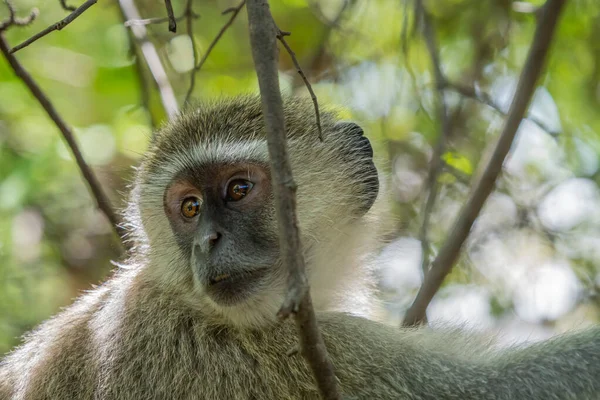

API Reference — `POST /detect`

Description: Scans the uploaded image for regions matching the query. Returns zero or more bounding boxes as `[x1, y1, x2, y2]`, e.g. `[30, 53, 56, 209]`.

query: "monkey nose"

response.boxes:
[207, 232, 221, 248]
[197, 232, 221, 253]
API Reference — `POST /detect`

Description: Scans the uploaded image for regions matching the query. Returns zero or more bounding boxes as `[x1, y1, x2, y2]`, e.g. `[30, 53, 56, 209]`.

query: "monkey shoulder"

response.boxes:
[0, 281, 113, 399]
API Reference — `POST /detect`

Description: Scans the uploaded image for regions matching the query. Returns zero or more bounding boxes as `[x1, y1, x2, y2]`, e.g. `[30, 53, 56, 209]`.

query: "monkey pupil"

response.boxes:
[228, 180, 252, 201]
[233, 184, 247, 196]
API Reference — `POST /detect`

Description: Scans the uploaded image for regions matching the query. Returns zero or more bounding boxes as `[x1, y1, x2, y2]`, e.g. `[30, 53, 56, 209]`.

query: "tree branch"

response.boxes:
[445, 82, 559, 137]
[276, 29, 323, 141]
[415, 0, 450, 287]
[10, 0, 97, 53]
[58, 0, 76, 12]
[163, 0, 176, 32]
[124, 13, 187, 28]
[402, 0, 566, 326]
[0, 0, 38, 30]
[119, 0, 179, 120]
[0, 32, 130, 250]
[184, 0, 246, 104]
[245, 1, 340, 399]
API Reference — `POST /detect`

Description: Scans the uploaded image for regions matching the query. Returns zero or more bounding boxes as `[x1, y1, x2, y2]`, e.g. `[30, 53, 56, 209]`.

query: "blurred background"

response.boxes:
[1, 0, 600, 355]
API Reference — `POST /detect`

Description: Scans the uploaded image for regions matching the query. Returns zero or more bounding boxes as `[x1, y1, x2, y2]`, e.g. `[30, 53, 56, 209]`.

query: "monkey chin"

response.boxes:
[204, 267, 270, 306]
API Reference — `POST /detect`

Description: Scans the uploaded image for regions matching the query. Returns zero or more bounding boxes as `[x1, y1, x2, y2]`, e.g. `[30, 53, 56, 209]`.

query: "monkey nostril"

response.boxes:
[208, 232, 221, 249]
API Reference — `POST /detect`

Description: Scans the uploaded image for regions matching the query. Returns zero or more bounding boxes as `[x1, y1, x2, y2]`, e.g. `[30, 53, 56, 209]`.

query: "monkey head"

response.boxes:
[128, 96, 384, 327]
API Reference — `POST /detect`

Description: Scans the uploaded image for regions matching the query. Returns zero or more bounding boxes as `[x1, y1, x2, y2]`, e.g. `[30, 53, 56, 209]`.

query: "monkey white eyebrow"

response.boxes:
[151, 140, 269, 184]
[187, 139, 268, 167]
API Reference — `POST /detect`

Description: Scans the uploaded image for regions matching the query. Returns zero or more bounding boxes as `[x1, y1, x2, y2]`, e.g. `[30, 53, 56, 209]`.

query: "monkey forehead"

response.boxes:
[152, 96, 334, 146]
[142, 139, 270, 184]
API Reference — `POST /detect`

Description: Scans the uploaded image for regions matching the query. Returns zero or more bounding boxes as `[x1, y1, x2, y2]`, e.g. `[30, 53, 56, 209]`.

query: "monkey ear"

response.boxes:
[334, 121, 379, 215]
[334, 121, 374, 159]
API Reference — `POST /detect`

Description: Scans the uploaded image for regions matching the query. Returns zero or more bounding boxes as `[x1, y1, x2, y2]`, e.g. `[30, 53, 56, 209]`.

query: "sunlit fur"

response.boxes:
[2, 97, 600, 400]
[125, 96, 388, 327]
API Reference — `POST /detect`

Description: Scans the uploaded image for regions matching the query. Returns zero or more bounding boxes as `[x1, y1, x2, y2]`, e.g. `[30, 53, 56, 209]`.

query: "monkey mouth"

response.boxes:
[205, 268, 269, 306]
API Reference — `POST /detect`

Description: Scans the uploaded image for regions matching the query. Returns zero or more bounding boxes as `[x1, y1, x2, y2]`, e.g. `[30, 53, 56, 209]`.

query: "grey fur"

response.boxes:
[1, 97, 599, 399]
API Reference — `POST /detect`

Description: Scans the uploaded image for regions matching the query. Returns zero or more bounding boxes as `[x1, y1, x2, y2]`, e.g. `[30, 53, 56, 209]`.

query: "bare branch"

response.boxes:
[445, 82, 559, 137]
[276, 29, 323, 141]
[293, 0, 354, 88]
[119, 0, 179, 120]
[0, 33, 130, 250]
[245, 1, 340, 399]
[415, 0, 450, 287]
[164, 0, 176, 32]
[184, 0, 246, 104]
[124, 13, 188, 28]
[402, 0, 566, 327]
[10, 0, 97, 54]
[0, 0, 38, 31]
[58, 0, 76, 12]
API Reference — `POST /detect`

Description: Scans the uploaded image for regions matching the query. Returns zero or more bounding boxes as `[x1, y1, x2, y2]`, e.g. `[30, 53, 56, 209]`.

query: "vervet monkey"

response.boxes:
[1, 96, 599, 399]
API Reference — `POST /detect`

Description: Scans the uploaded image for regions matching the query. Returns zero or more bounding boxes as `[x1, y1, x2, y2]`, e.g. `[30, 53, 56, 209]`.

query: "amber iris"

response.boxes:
[181, 197, 200, 218]
[226, 179, 254, 201]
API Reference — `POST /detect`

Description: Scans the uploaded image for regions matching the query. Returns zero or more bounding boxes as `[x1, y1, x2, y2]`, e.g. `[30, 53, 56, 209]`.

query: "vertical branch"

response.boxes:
[114, 2, 157, 128]
[402, 0, 567, 326]
[164, 0, 176, 32]
[415, 0, 450, 284]
[0, 33, 130, 250]
[245, 1, 340, 399]
[119, 0, 179, 120]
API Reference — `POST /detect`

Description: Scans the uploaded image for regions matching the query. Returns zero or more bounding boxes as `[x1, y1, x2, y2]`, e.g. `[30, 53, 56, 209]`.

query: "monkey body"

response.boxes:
[2, 268, 599, 399]
[2, 97, 600, 399]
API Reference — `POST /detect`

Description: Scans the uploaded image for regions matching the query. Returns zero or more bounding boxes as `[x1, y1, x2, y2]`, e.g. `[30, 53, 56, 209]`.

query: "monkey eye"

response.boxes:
[181, 197, 201, 218]
[226, 179, 254, 202]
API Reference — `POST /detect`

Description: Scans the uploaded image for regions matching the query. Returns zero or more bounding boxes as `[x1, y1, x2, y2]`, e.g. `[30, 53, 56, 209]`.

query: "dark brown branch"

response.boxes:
[184, 0, 198, 104]
[58, 0, 76, 12]
[402, 0, 566, 327]
[0, 0, 38, 31]
[276, 29, 323, 141]
[184, 0, 246, 104]
[10, 0, 97, 53]
[119, 0, 179, 120]
[245, 1, 340, 399]
[0, 33, 129, 250]
[164, 0, 176, 32]
[415, 0, 450, 286]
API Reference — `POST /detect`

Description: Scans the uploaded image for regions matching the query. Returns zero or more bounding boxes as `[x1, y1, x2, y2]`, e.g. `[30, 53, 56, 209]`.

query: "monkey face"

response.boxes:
[132, 97, 386, 326]
[162, 162, 282, 307]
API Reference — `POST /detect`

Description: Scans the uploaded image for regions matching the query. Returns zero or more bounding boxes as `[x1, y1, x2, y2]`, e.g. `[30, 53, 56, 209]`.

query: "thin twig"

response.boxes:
[0, 0, 38, 31]
[0, 33, 129, 250]
[276, 29, 323, 141]
[445, 82, 558, 136]
[113, 0, 156, 128]
[119, 0, 179, 120]
[58, 0, 76, 12]
[245, 1, 340, 399]
[184, 0, 198, 106]
[10, 0, 97, 53]
[415, 0, 450, 285]
[291, 0, 353, 90]
[402, 0, 566, 326]
[124, 13, 187, 28]
[164, 0, 176, 32]
[184, 0, 246, 104]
